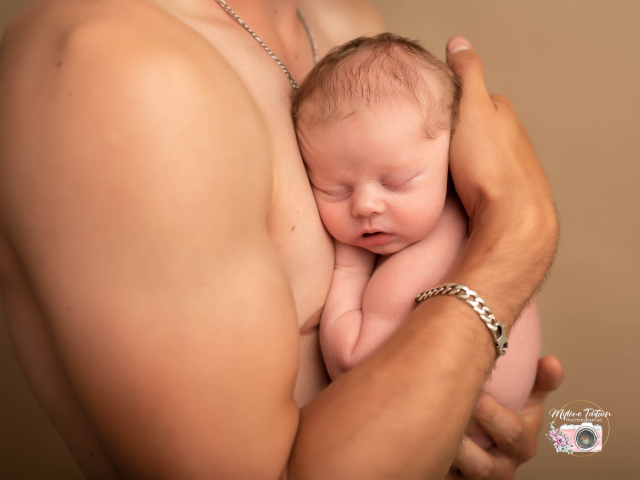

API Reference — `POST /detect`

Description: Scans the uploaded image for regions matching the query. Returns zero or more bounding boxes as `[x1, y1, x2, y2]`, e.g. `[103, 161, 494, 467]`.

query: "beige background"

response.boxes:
[1, 0, 638, 478]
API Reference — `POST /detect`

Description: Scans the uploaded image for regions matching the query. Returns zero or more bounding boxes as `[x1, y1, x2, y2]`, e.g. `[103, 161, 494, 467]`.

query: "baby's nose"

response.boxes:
[351, 191, 385, 217]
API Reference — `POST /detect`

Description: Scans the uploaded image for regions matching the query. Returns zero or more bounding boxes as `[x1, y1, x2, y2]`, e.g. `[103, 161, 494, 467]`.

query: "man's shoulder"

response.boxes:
[1, 0, 252, 125]
[0, 0, 270, 224]
[2, 0, 222, 71]
[302, 0, 385, 48]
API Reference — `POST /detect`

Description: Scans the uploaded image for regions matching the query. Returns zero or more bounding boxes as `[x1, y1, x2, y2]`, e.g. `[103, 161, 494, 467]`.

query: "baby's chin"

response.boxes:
[364, 245, 402, 256]
[357, 239, 408, 256]
[333, 231, 416, 255]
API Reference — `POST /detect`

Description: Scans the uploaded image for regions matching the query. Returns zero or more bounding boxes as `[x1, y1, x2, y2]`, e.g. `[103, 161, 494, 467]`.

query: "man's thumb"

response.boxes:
[446, 36, 489, 103]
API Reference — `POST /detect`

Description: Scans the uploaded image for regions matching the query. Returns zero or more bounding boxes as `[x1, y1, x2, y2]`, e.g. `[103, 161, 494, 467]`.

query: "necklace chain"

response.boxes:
[214, 0, 318, 89]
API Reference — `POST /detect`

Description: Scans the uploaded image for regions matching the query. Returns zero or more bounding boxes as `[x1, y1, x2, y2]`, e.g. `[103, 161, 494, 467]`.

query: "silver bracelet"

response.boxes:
[415, 283, 508, 357]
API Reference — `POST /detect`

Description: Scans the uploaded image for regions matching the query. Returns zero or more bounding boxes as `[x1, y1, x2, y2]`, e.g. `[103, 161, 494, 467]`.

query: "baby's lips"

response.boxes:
[355, 232, 394, 248]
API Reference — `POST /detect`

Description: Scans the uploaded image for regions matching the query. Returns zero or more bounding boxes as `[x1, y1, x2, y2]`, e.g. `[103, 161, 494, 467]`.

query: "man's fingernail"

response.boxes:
[448, 36, 472, 54]
[451, 45, 470, 54]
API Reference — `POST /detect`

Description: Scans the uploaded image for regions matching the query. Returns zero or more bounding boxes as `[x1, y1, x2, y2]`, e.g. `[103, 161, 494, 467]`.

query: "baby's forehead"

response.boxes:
[300, 99, 451, 182]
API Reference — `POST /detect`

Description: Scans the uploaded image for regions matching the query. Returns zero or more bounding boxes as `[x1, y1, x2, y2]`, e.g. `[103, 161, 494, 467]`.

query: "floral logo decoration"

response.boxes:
[546, 421, 574, 454]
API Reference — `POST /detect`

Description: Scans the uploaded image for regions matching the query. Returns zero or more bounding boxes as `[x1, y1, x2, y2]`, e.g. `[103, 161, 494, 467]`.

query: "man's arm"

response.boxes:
[1, 23, 300, 479]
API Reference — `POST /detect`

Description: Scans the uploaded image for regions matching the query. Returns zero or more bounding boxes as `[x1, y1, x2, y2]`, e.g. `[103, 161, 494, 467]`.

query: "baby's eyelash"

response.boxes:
[383, 173, 420, 189]
[324, 190, 351, 197]
[312, 184, 350, 197]
[383, 179, 413, 189]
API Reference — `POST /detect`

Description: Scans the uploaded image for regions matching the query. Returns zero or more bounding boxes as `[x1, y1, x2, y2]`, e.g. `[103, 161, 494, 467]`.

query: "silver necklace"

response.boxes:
[214, 0, 318, 90]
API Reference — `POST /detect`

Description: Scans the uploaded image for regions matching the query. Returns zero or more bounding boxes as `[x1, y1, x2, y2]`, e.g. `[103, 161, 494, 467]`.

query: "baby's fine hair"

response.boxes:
[292, 33, 461, 139]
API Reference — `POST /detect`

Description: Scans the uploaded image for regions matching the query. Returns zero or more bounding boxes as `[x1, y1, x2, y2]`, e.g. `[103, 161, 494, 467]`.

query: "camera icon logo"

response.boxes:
[559, 422, 603, 452]
[546, 400, 611, 456]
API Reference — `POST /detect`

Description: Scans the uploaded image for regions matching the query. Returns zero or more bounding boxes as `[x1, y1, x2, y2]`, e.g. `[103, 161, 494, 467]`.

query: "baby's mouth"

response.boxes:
[356, 231, 393, 247]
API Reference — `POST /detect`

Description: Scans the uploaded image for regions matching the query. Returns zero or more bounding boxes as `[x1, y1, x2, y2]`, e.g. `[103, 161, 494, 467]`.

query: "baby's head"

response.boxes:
[293, 33, 460, 255]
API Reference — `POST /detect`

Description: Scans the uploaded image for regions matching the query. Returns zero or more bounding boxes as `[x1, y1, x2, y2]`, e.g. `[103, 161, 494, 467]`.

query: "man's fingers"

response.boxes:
[454, 436, 515, 480]
[446, 36, 490, 106]
[474, 356, 563, 461]
[474, 396, 526, 458]
[528, 355, 564, 404]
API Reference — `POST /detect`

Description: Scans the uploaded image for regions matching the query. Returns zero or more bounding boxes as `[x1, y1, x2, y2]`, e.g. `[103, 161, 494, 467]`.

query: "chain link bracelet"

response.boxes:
[415, 283, 508, 358]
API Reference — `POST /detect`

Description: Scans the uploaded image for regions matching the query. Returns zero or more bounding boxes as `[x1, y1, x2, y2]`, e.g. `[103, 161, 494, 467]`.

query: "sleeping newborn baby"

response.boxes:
[292, 33, 541, 449]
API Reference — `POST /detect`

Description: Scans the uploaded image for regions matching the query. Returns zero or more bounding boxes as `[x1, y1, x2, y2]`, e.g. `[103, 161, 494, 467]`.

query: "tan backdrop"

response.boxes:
[1, 0, 638, 478]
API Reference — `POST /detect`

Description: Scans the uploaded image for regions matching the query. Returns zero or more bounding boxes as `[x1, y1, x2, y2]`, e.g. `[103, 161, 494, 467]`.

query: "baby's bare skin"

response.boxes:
[299, 78, 541, 449]
[298, 99, 462, 374]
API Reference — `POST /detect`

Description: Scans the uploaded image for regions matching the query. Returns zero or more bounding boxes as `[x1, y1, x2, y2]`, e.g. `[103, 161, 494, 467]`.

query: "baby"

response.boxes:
[292, 33, 541, 449]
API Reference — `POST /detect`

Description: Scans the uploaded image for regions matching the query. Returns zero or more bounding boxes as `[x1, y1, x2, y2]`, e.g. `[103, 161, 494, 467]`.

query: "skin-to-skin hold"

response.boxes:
[298, 75, 541, 449]
[0, 1, 561, 478]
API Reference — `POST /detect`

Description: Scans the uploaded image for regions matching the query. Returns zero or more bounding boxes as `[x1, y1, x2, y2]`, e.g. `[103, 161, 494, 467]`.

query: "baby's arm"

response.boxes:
[319, 241, 376, 380]
[320, 195, 468, 380]
[358, 195, 468, 352]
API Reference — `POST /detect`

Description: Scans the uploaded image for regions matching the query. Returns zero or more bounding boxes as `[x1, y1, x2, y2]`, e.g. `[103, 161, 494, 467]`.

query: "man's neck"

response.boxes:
[222, 0, 300, 16]
[174, 0, 300, 25]
[169, 0, 304, 43]
[226, 0, 302, 33]
[161, 0, 314, 83]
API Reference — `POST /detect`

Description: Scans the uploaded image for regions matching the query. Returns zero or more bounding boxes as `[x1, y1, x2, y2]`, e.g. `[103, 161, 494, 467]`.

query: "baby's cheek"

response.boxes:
[406, 177, 448, 233]
[401, 197, 444, 239]
[315, 199, 351, 241]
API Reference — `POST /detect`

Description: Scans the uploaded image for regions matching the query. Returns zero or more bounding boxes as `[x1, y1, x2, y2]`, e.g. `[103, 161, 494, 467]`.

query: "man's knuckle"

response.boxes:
[468, 460, 494, 480]
[505, 422, 525, 446]
[479, 403, 498, 426]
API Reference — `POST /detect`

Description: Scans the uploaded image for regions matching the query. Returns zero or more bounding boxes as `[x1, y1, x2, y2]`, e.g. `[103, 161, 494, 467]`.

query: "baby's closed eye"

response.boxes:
[381, 173, 420, 190]
[312, 184, 351, 199]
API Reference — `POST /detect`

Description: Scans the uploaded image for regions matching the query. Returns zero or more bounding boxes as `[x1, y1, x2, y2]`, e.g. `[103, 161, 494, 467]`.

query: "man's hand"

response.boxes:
[442, 36, 559, 328]
[445, 36, 556, 230]
[439, 37, 561, 479]
[449, 356, 564, 480]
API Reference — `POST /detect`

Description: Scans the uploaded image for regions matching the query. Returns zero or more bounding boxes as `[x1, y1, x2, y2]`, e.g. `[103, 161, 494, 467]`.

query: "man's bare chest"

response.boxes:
[182, 18, 338, 404]
[167, 12, 335, 329]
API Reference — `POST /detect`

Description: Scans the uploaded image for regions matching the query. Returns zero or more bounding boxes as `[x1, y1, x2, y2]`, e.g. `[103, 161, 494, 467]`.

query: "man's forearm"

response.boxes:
[449, 199, 559, 327]
[287, 203, 558, 480]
